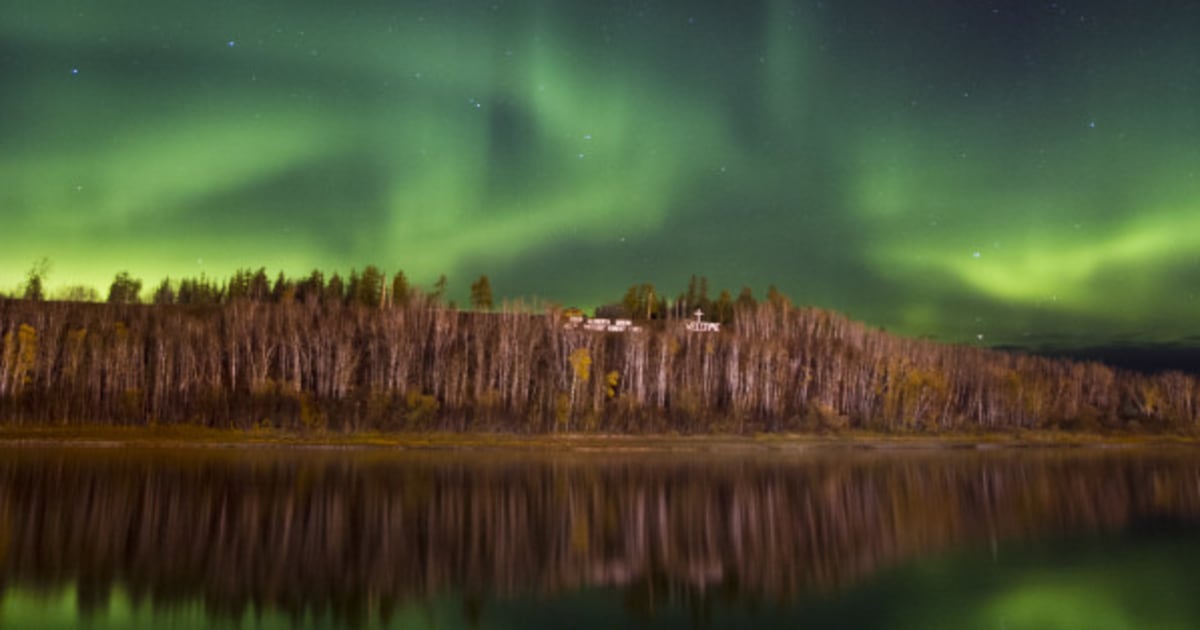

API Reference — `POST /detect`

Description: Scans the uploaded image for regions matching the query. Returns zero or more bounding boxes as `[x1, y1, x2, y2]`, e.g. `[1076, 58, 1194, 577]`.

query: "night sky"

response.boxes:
[2, 1, 1198, 346]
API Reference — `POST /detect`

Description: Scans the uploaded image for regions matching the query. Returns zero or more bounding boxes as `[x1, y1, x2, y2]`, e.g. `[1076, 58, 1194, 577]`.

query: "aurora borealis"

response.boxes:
[2, 1, 1197, 345]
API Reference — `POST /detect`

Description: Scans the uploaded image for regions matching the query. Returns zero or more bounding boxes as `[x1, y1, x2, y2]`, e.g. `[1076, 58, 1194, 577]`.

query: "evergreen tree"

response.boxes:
[176, 273, 221, 305]
[430, 274, 448, 304]
[22, 258, 49, 301]
[249, 267, 270, 301]
[391, 271, 411, 307]
[152, 278, 175, 305]
[325, 273, 345, 305]
[107, 271, 143, 304]
[736, 286, 757, 310]
[176, 278, 195, 304]
[714, 289, 734, 323]
[296, 270, 325, 304]
[619, 283, 662, 319]
[271, 272, 294, 303]
[345, 269, 361, 306]
[469, 275, 494, 310]
[230, 267, 256, 302]
[621, 285, 640, 319]
[357, 265, 384, 308]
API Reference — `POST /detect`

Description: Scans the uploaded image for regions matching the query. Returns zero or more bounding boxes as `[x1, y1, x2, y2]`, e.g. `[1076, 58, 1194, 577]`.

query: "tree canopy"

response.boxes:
[107, 271, 143, 305]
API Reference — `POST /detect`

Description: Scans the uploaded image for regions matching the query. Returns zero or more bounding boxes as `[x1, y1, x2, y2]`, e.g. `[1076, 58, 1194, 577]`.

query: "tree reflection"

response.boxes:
[1, 448, 1199, 624]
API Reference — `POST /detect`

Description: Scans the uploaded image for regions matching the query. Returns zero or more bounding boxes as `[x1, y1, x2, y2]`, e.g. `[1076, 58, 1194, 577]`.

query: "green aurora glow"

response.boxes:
[1, 1, 1197, 344]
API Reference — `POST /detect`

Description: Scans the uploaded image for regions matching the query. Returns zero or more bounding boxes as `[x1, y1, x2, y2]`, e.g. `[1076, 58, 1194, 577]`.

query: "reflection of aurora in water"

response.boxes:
[2, 448, 1200, 627]
[2, 1, 1199, 344]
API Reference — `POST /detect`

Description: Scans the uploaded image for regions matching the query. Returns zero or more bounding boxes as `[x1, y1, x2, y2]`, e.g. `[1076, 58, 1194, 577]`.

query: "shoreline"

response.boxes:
[2, 425, 1198, 452]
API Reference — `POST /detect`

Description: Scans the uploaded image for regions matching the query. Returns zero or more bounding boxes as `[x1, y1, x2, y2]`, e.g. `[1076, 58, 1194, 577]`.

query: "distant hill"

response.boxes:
[1030, 344, 1200, 377]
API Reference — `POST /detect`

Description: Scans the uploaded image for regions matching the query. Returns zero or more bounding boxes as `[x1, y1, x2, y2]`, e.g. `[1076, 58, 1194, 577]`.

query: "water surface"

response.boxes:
[1, 445, 1199, 628]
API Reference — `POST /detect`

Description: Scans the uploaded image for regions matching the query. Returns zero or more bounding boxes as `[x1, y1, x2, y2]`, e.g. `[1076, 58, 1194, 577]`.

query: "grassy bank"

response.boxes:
[2, 424, 1198, 451]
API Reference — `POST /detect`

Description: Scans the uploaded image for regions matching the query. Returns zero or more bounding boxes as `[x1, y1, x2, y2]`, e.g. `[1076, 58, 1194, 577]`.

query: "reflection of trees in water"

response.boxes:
[1, 449, 1199, 623]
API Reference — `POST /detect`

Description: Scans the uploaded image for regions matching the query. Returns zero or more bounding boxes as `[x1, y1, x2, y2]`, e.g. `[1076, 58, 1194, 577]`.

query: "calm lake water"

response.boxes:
[1, 444, 1199, 629]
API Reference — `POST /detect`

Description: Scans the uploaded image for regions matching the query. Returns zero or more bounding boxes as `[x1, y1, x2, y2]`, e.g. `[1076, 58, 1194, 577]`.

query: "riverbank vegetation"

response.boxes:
[1, 267, 1197, 434]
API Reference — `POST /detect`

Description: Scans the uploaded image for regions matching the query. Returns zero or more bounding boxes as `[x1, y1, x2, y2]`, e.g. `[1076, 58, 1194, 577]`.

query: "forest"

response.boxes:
[0, 266, 1197, 433]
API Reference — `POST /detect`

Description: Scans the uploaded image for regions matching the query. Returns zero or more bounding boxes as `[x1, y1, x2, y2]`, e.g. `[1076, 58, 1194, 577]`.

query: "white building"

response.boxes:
[563, 313, 643, 334]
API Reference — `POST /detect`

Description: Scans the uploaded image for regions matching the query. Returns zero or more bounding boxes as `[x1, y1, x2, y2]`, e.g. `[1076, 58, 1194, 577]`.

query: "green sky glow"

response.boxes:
[1, 1, 1197, 344]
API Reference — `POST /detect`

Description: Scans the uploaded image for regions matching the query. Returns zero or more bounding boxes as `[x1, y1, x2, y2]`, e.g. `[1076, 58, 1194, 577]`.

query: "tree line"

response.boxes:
[8, 261, 496, 312]
[599, 274, 786, 324]
[0, 266, 1197, 433]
